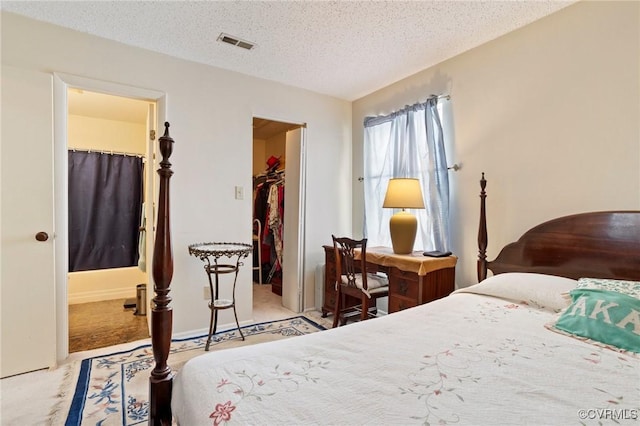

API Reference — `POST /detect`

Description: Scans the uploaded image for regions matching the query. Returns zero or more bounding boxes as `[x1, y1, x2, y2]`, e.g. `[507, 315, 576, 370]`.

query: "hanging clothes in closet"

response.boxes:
[253, 168, 285, 284]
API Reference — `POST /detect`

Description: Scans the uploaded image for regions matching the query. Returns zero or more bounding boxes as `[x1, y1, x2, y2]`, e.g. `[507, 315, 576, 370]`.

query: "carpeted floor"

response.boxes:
[54, 316, 326, 425]
[1, 284, 333, 425]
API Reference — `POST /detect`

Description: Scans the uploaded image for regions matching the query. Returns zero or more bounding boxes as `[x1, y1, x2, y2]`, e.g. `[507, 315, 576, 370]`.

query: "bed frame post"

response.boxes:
[149, 122, 174, 425]
[477, 173, 488, 282]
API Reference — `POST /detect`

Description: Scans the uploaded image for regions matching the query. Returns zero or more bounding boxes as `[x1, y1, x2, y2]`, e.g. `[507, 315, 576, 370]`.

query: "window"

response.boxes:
[363, 97, 450, 252]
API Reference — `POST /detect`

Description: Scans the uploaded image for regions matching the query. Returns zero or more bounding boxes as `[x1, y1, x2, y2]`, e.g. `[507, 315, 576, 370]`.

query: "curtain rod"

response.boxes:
[357, 163, 460, 181]
[70, 148, 145, 158]
[364, 94, 451, 127]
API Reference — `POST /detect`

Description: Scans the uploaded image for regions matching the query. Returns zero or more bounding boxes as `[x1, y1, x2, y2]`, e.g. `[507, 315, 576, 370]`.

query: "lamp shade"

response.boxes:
[383, 178, 425, 209]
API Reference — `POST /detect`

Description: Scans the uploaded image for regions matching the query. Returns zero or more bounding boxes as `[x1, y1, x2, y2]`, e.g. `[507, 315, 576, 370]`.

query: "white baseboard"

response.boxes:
[171, 327, 209, 340]
[68, 287, 136, 305]
[170, 319, 255, 340]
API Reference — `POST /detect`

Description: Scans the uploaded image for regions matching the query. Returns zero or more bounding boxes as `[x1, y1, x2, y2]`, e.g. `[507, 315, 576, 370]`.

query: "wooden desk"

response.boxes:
[322, 245, 457, 316]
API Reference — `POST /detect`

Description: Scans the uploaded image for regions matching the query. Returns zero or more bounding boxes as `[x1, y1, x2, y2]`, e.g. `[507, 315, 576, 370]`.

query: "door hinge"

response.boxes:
[150, 130, 156, 141]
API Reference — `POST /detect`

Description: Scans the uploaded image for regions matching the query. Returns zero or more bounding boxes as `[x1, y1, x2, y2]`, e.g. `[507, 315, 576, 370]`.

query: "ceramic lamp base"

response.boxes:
[389, 210, 417, 254]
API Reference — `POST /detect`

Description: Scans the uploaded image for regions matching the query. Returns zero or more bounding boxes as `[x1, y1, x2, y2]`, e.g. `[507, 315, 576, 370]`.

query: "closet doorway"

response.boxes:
[252, 117, 306, 312]
[66, 89, 155, 353]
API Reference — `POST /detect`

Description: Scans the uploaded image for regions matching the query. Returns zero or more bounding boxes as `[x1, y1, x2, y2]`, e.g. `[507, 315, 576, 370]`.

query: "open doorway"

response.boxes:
[252, 117, 306, 311]
[66, 89, 154, 353]
[53, 73, 166, 363]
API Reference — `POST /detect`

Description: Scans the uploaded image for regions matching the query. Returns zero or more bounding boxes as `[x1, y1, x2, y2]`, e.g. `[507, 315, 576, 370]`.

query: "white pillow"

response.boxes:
[453, 272, 578, 312]
[575, 277, 640, 300]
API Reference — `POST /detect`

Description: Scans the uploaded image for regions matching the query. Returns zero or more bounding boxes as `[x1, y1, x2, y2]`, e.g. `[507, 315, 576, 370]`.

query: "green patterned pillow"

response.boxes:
[577, 278, 640, 299]
[552, 288, 640, 353]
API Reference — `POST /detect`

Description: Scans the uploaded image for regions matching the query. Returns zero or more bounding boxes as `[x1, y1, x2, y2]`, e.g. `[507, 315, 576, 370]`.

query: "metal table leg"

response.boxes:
[204, 255, 245, 351]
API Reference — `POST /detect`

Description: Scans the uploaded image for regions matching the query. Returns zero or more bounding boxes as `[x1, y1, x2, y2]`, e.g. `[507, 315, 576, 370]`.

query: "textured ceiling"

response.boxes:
[2, 0, 576, 101]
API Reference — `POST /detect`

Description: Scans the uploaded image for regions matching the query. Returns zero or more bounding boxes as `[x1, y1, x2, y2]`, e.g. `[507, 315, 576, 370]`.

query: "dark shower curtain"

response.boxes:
[68, 151, 143, 272]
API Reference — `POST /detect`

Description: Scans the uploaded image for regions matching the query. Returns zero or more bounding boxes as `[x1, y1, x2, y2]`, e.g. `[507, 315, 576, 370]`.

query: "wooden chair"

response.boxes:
[332, 235, 389, 328]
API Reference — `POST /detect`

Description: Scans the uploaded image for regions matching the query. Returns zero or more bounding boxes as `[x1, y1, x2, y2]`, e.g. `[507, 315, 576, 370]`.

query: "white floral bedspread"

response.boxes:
[172, 279, 640, 425]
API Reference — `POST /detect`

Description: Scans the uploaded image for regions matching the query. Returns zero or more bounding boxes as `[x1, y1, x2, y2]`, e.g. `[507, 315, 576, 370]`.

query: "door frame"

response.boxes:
[252, 115, 307, 313]
[53, 73, 166, 362]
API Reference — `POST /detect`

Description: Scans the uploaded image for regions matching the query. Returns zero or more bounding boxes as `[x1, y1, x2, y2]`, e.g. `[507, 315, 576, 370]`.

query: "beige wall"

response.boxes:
[265, 132, 287, 169]
[252, 133, 286, 176]
[1, 11, 352, 343]
[252, 139, 267, 176]
[67, 114, 147, 304]
[353, 1, 640, 287]
[68, 114, 146, 154]
[68, 268, 146, 304]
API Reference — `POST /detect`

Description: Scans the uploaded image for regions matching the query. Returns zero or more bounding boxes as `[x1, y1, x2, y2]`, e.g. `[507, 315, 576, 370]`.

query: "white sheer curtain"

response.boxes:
[363, 97, 450, 252]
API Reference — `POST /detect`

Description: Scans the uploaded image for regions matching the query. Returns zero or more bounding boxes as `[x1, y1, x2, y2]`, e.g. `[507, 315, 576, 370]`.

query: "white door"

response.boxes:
[144, 103, 157, 329]
[1, 66, 56, 377]
[281, 127, 306, 311]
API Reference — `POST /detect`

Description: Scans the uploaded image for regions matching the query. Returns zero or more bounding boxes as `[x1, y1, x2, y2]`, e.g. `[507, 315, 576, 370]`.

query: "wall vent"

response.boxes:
[217, 33, 255, 50]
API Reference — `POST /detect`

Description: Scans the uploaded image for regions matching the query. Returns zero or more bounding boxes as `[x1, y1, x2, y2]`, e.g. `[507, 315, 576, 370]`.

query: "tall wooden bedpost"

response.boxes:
[150, 122, 174, 425]
[477, 173, 488, 282]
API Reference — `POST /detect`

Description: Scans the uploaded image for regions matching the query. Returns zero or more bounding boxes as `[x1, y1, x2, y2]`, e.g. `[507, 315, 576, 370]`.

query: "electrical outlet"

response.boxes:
[234, 186, 244, 200]
[203, 286, 210, 300]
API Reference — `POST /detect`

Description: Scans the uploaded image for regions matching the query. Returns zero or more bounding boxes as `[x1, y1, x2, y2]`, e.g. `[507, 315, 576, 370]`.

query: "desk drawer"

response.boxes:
[324, 289, 337, 311]
[389, 269, 419, 300]
[389, 295, 417, 312]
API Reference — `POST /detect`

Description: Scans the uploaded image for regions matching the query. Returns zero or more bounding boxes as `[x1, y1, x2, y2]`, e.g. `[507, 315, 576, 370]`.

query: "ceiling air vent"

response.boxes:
[217, 33, 255, 50]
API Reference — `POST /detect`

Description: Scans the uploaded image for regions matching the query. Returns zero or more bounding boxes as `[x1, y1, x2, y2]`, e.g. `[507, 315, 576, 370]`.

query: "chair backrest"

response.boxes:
[332, 235, 368, 291]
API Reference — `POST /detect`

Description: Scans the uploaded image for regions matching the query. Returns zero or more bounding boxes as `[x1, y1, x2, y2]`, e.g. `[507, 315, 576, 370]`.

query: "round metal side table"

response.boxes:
[188, 242, 252, 351]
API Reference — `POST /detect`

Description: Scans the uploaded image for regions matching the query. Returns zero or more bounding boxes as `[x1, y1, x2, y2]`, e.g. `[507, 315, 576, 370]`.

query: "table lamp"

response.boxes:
[383, 178, 425, 254]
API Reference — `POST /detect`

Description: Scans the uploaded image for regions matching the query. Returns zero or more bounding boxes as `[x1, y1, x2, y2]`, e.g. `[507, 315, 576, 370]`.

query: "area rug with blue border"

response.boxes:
[51, 316, 326, 425]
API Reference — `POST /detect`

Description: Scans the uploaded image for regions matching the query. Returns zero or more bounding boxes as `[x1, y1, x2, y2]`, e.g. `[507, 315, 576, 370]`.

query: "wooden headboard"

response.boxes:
[477, 173, 640, 282]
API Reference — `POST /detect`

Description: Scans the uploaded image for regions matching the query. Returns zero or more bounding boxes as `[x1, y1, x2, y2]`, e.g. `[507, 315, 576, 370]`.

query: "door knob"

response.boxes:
[35, 231, 49, 242]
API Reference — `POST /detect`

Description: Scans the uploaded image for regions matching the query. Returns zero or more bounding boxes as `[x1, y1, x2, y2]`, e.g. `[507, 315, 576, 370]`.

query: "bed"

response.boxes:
[148, 127, 640, 424]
